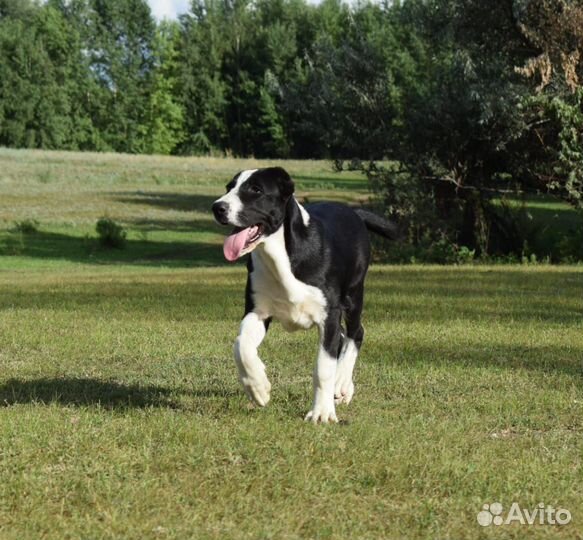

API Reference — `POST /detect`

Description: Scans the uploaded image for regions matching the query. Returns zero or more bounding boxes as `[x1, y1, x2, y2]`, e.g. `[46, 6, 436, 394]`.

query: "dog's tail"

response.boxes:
[354, 208, 400, 240]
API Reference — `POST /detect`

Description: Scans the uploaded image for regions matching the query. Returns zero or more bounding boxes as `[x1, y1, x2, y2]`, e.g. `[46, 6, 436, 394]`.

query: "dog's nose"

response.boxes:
[212, 201, 229, 224]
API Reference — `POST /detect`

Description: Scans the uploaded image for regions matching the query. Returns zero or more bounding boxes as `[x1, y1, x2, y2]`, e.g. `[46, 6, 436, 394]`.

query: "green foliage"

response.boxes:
[366, 162, 467, 263]
[142, 21, 185, 155]
[0, 5, 78, 149]
[521, 91, 583, 208]
[363, 0, 583, 262]
[553, 93, 583, 207]
[96, 217, 126, 249]
[0, 0, 580, 260]
[556, 221, 583, 263]
[83, 0, 157, 154]
[178, 0, 228, 155]
[13, 219, 39, 234]
[0, 0, 35, 18]
[456, 246, 476, 265]
[257, 74, 290, 158]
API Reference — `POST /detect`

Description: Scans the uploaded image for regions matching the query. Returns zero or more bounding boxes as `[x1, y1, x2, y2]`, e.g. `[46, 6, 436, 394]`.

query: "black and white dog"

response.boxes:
[212, 167, 397, 423]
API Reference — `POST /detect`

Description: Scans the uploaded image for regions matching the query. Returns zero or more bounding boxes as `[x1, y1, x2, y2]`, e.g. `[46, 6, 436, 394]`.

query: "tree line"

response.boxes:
[0, 0, 409, 157]
[1, 0, 581, 260]
[0, 0, 573, 162]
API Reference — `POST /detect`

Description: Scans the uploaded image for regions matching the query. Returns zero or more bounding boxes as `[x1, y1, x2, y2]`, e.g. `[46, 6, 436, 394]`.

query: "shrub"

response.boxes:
[96, 218, 126, 249]
[555, 218, 583, 263]
[456, 246, 476, 265]
[365, 162, 467, 263]
[13, 219, 39, 234]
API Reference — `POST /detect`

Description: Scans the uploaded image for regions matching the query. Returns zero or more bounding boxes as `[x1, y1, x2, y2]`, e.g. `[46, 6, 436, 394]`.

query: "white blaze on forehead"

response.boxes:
[232, 169, 259, 191]
[215, 169, 258, 227]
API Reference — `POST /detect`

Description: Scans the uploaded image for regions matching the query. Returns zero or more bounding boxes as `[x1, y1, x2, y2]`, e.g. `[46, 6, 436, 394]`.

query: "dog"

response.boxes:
[212, 167, 397, 423]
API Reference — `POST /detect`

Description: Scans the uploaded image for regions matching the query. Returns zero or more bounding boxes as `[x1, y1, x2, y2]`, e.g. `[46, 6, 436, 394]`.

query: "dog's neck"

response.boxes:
[253, 197, 310, 288]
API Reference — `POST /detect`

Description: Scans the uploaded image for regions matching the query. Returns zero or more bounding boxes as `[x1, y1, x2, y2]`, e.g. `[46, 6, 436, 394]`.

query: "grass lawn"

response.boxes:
[1, 149, 582, 539]
[491, 196, 583, 262]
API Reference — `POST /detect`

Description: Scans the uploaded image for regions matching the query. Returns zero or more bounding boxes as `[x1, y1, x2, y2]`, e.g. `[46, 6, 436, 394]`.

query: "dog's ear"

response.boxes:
[271, 167, 294, 199]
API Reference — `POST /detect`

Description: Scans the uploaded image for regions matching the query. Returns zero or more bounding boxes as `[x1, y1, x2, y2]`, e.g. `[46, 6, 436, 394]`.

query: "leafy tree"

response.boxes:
[0, 0, 579, 271]
[83, 0, 157, 153]
[515, 0, 583, 208]
[0, 2, 91, 149]
[368, 0, 537, 255]
[279, 2, 417, 159]
[178, 0, 228, 154]
[143, 21, 185, 154]
[252, 2, 303, 157]
[257, 72, 290, 157]
[0, 0, 34, 17]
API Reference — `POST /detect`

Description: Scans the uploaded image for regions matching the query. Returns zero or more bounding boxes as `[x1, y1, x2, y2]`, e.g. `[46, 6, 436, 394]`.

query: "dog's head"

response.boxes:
[212, 167, 294, 261]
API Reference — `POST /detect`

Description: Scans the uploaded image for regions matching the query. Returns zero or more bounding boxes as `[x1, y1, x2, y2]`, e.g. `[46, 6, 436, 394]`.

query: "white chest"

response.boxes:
[250, 228, 327, 331]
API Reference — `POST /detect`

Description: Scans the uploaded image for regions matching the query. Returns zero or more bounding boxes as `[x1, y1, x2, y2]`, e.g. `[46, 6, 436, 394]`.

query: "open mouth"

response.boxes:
[223, 224, 265, 262]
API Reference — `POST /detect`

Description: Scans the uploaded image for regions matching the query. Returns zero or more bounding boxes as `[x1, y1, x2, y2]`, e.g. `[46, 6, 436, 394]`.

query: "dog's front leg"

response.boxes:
[305, 310, 342, 424]
[234, 312, 271, 407]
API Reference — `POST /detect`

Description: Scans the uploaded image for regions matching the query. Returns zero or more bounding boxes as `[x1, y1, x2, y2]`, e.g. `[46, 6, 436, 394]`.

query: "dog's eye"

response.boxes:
[250, 185, 263, 195]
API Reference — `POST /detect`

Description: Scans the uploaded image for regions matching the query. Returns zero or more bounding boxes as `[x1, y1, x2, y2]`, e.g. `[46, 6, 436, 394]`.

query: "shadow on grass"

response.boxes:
[127, 217, 222, 235]
[1, 190, 233, 267]
[0, 377, 179, 409]
[112, 191, 219, 213]
[367, 342, 583, 381]
[366, 268, 583, 324]
[0, 377, 243, 411]
[0, 230, 227, 267]
[111, 191, 228, 234]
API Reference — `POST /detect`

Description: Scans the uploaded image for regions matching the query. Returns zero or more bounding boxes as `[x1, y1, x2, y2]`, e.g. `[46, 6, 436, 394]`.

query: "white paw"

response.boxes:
[334, 378, 355, 405]
[304, 403, 338, 424]
[240, 369, 271, 407]
[334, 340, 357, 405]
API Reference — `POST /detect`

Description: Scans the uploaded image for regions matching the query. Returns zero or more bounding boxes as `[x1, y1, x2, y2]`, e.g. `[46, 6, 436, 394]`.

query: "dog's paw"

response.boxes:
[334, 376, 355, 405]
[240, 370, 271, 407]
[304, 403, 338, 424]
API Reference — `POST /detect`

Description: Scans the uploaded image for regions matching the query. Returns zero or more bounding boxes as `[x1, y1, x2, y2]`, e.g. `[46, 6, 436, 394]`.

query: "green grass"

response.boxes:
[492, 196, 582, 261]
[1, 149, 582, 539]
[0, 148, 368, 270]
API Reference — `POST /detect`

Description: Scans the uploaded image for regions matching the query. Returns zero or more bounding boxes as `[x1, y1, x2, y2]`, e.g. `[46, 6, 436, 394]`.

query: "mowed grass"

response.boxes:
[1, 149, 582, 539]
[0, 148, 368, 270]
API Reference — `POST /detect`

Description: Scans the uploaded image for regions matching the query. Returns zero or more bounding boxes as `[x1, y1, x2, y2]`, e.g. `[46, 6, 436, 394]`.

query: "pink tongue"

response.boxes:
[223, 226, 258, 262]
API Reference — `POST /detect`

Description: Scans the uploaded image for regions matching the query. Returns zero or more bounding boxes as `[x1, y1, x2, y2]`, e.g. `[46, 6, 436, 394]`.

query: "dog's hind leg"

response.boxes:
[335, 285, 365, 405]
[305, 308, 343, 424]
[234, 312, 272, 407]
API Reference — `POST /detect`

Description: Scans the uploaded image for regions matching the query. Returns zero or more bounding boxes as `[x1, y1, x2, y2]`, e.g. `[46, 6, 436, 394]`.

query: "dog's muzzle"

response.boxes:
[212, 201, 230, 225]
